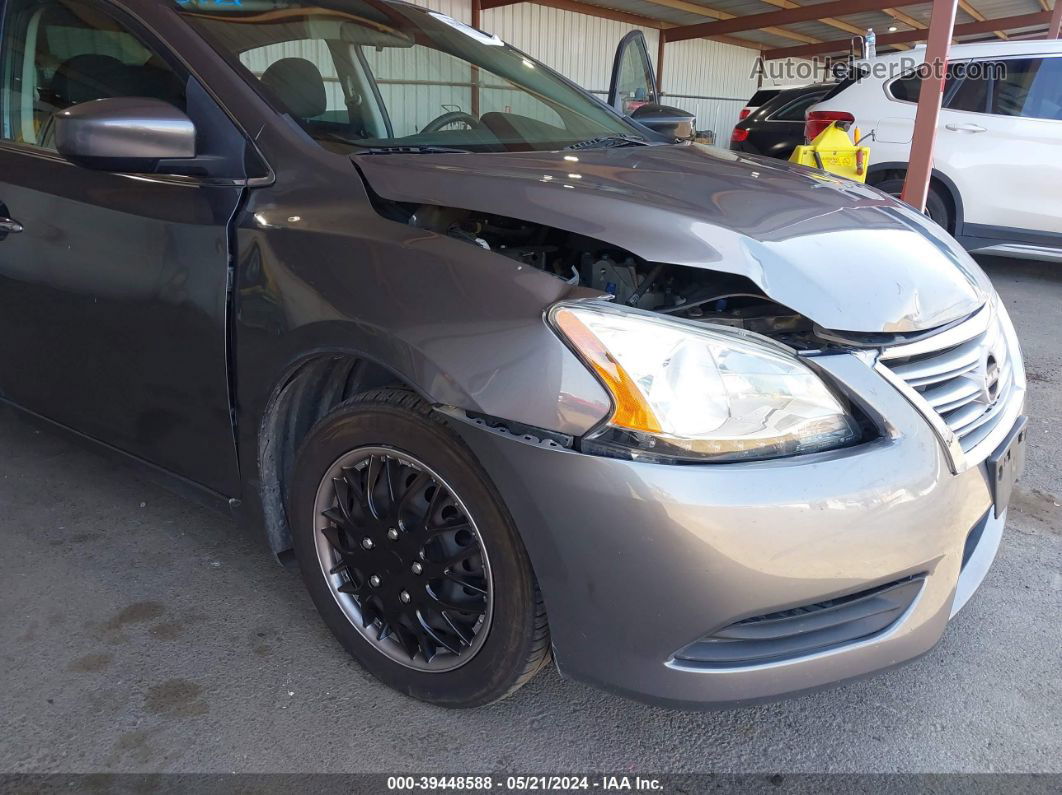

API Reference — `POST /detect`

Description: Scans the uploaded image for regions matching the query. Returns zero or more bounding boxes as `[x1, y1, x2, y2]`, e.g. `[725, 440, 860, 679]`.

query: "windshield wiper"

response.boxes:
[353, 144, 475, 155]
[315, 132, 475, 154]
[563, 135, 650, 151]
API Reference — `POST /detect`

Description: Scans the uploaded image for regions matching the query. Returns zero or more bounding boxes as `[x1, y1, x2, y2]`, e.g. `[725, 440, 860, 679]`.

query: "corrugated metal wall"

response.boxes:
[484, 4, 661, 95]
[660, 38, 762, 139]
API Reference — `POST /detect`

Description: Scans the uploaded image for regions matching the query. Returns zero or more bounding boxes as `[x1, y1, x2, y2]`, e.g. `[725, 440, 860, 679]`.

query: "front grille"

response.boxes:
[878, 304, 1023, 467]
[671, 576, 924, 668]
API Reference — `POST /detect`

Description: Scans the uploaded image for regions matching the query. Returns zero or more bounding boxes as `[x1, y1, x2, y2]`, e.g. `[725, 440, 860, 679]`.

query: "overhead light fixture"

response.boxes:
[888, 25, 898, 32]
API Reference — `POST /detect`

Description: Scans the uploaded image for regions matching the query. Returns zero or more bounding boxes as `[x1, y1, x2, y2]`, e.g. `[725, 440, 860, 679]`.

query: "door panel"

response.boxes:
[0, 0, 243, 493]
[0, 150, 243, 493]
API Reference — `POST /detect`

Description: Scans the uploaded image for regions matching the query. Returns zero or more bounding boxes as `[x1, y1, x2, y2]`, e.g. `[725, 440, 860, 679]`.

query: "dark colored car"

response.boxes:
[731, 83, 833, 159]
[0, 0, 1026, 709]
[736, 86, 782, 122]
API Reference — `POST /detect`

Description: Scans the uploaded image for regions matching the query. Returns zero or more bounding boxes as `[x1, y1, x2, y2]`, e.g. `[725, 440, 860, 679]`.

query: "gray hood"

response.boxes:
[355, 143, 990, 333]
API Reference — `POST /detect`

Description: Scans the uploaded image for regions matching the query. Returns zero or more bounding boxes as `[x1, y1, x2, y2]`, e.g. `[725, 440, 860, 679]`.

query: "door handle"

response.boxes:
[0, 216, 23, 234]
[945, 123, 986, 133]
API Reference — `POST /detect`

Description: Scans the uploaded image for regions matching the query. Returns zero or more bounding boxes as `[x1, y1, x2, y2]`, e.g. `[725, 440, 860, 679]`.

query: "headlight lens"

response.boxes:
[551, 302, 860, 462]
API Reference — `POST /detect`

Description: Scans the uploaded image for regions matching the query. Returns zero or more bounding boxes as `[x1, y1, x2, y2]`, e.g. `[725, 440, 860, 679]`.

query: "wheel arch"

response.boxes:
[866, 161, 965, 234]
[255, 347, 425, 556]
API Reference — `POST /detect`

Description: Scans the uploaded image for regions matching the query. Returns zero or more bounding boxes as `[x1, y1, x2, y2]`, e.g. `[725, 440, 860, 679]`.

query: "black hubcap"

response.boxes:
[313, 448, 492, 671]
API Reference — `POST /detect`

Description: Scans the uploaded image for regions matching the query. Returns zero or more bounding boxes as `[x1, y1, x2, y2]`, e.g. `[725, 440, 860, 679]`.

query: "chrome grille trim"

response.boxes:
[876, 300, 1026, 473]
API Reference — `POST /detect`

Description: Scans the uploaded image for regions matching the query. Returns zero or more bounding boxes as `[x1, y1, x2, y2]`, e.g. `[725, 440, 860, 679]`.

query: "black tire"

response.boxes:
[289, 388, 550, 707]
[875, 177, 953, 232]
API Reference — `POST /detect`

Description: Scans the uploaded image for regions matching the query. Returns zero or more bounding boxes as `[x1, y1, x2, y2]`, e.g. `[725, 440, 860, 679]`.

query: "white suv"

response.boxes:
[809, 41, 1062, 261]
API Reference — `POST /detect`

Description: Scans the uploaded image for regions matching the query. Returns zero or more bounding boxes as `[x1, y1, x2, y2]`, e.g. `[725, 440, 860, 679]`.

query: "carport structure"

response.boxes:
[475, 0, 1061, 63]
[450, 0, 1059, 143]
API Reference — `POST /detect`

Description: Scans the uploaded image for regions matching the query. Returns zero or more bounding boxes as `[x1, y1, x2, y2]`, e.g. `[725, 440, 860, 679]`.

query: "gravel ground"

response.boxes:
[0, 256, 1059, 774]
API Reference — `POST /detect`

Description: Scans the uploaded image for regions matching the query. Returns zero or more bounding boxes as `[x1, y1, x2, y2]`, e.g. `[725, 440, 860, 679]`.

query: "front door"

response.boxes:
[0, 0, 244, 494]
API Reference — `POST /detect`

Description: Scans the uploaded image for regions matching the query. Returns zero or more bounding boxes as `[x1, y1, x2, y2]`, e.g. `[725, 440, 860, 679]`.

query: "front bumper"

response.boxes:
[452, 352, 1009, 708]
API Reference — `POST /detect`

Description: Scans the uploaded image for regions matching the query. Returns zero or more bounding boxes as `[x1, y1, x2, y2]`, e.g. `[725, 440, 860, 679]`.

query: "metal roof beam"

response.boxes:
[958, 0, 1008, 40]
[641, 0, 822, 45]
[666, 0, 916, 43]
[883, 8, 926, 28]
[756, 0, 912, 51]
[480, 0, 769, 49]
[763, 10, 1052, 58]
[481, 0, 663, 27]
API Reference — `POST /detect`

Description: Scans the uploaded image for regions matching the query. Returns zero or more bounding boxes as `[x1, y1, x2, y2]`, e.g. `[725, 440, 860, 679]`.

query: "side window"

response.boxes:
[946, 66, 990, 114]
[0, 0, 186, 149]
[771, 92, 826, 121]
[888, 64, 960, 104]
[888, 73, 922, 103]
[746, 89, 779, 106]
[990, 57, 1062, 121]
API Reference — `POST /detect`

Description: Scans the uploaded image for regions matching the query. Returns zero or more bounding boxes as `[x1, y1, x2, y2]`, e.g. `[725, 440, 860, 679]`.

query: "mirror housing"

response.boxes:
[629, 103, 697, 142]
[55, 97, 196, 172]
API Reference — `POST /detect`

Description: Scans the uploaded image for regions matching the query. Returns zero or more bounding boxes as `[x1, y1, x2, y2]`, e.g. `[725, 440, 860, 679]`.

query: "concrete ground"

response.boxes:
[0, 257, 1059, 774]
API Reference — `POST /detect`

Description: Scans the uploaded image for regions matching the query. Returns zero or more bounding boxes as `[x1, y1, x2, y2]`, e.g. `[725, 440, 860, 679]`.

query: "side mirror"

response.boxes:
[629, 103, 697, 142]
[55, 97, 196, 172]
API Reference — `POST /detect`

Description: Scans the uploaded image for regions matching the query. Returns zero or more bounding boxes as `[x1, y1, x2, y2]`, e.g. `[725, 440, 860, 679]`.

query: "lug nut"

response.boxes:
[361, 537, 374, 550]
[369, 575, 381, 587]
[411, 562, 423, 575]
[387, 528, 399, 540]
[399, 590, 411, 604]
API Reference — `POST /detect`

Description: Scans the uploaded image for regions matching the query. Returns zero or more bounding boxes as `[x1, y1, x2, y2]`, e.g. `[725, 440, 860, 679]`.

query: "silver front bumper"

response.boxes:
[452, 346, 1014, 708]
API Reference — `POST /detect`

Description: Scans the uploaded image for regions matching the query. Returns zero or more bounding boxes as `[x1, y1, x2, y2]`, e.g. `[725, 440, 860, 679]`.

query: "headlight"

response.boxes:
[550, 302, 860, 462]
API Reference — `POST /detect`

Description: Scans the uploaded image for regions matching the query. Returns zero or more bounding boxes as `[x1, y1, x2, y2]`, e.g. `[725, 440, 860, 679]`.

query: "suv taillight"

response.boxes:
[805, 110, 854, 142]
[738, 107, 752, 121]
[731, 127, 749, 143]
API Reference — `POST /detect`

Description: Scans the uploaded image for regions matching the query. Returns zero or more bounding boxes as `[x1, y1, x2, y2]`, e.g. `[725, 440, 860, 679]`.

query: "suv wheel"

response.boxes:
[876, 177, 953, 232]
[289, 388, 550, 707]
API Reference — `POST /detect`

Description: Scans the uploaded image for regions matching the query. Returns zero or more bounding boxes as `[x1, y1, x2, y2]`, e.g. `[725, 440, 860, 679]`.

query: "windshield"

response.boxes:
[177, 0, 643, 152]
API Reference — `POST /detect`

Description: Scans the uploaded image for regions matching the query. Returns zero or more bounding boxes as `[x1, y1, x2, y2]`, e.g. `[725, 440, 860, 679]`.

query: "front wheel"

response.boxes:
[289, 388, 550, 707]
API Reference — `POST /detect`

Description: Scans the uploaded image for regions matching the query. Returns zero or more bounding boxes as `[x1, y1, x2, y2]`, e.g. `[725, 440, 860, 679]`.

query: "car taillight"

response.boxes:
[805, 110, 854, 142]
[738, 107, 752, 121]
[731, 127, 750, 143]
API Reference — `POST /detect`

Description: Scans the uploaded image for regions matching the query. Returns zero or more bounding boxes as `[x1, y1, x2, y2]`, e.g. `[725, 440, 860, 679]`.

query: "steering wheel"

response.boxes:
[421, 110, 483, 133]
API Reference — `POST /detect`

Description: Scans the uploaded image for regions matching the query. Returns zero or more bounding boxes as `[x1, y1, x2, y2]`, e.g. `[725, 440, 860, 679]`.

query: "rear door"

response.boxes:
[934, 56, 1062, 236]
[0, 0, 249, 494]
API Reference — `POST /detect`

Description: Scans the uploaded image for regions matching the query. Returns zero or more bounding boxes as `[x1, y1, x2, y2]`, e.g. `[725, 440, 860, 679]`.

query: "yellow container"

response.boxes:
[789, 122, 870, 183]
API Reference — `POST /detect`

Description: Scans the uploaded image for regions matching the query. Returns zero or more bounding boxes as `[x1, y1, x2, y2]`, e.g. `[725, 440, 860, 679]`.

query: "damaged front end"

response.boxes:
[362, 193, 885, 464]
[370, 196, 823, 350]
[353, 144, 992, 338]
[350, 144, 1007, 467]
